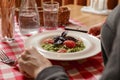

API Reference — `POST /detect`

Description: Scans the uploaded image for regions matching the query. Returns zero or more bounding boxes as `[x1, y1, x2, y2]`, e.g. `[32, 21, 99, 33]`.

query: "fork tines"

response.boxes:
[0, 50, 9, 60]
[0, 50, 15, 65]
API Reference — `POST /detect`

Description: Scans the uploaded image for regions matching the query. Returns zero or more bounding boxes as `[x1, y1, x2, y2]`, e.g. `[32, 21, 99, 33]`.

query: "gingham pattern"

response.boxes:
[51, 53, 103, 80]
[0, 20, 104, 80]
[0, 23, 29, 80]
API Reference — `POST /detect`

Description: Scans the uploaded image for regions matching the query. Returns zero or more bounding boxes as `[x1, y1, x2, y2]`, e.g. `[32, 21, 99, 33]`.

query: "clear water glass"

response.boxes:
[43, 1, 59, 31]
[19, 0, 40, 35]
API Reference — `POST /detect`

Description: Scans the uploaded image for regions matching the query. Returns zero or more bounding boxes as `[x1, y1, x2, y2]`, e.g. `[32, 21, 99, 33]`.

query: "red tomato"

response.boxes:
[57, 49, 67, 53]
[43, 38, 54, 44]
[63, 40, 76, 48]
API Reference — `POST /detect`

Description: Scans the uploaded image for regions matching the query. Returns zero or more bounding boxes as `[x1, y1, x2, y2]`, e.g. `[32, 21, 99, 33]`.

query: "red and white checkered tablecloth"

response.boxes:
[0, 20, 104, 80]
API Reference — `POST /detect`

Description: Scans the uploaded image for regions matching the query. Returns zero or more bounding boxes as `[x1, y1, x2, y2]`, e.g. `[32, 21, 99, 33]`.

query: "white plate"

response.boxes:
[25, 30, 101, 61]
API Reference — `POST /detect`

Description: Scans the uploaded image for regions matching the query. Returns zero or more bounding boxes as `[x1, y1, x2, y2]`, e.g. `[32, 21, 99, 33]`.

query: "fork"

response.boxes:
[0, 50, 15, 65]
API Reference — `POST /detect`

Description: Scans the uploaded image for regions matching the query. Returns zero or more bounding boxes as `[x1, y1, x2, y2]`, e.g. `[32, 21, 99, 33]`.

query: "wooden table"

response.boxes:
[66, 5, 107, 27]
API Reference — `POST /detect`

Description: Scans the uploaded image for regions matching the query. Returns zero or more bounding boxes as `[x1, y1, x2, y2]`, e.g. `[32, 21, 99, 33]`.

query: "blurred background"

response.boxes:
[15, 0, 120, 10]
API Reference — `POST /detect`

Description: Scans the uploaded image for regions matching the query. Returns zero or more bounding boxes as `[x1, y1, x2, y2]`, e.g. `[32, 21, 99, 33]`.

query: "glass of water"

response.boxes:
[43, 1, 59, 31]
[19, 0, 40, 36]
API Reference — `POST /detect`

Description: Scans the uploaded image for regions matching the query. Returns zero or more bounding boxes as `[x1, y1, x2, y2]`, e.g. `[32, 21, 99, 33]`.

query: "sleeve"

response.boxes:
[100, 5, 120, 80]
[36, 65, 69, 80]
[100, 26, 120, 80]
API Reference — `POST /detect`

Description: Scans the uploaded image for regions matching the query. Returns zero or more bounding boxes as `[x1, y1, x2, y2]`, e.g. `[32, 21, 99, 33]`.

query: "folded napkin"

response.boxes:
[81, 6, 112, 15]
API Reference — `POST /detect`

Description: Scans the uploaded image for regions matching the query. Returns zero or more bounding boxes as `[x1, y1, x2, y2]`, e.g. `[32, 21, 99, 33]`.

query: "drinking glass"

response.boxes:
[43, 1, 59, 31]
[0, 7, 15, 42]
[19, 0, 40, 36]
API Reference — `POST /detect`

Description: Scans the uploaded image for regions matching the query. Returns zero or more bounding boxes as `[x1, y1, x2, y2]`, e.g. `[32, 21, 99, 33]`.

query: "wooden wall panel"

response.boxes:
[77, 0, 87, 6]
[64, 0, 74, 5]
[13, 0, 120, 8]
[15, 0, 42, 7]
[36, 0, 42, 7]
[54, 0, 62, 6]
[43, 0, 51, 2]
[107, 0, 118, 9]
[15, 0, 21, 8]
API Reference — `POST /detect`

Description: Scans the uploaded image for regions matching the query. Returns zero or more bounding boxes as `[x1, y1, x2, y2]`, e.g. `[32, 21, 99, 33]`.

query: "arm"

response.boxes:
[100, 25, 120, 80]
[100, 5, 120, 80]
[88, 22, 103, 36]
[18, 47, 69, 80]
[36, 66, 69, 80]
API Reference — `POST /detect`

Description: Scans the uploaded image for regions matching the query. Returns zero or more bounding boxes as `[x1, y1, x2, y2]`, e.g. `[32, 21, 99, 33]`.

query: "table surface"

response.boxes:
[0, 5, 105, 80]
[66, 5, 107, 27]
[0, 23, 104, 80]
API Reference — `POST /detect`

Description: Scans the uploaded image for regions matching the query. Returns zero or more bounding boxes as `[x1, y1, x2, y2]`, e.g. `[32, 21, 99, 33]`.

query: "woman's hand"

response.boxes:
[88, 23, 102, 36]
[18, 47, 52, 78]
[88, 26, 101, 36]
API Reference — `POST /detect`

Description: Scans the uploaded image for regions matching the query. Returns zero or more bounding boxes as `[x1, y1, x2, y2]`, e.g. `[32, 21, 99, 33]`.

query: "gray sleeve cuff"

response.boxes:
[36, 65, 69, 80]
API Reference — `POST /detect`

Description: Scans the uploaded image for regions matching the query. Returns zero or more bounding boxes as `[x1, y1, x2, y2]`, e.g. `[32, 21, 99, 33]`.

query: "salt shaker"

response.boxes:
[19, 0, 40, 35]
